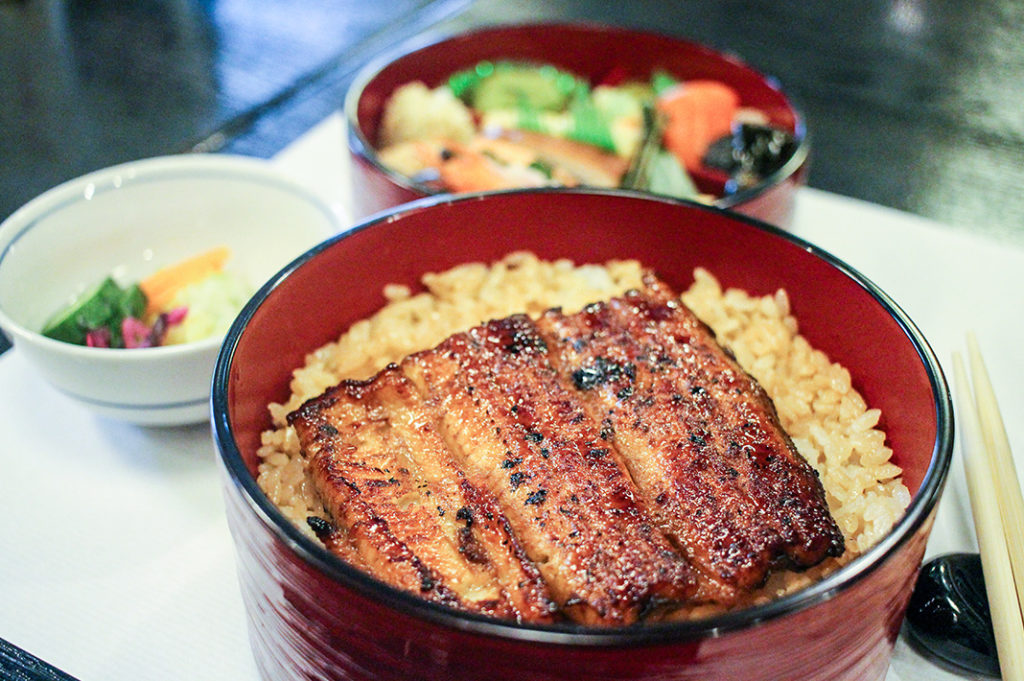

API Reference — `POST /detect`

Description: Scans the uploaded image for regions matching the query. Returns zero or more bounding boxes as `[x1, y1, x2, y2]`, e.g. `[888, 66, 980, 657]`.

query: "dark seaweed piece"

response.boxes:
[703, 123, 797, 191]
[702, 134, 738, 173]
[738, 124, 797, 176]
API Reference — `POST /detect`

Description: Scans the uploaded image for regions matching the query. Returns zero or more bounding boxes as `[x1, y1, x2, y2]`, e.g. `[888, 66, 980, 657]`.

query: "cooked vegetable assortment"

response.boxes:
[41, 247, 250, 349]
[376, 60, 798, 201]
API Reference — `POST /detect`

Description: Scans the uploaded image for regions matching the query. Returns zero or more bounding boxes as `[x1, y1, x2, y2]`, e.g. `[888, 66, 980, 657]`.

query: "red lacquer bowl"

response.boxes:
[343, 23, 810, 228]
[212, 190, 952, 681]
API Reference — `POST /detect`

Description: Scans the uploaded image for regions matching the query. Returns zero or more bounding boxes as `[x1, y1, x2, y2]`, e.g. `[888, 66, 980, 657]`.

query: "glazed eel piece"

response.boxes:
[289, 272, 845, 620]
[288, 366, 558, 623]
[535, 274, 846, 603]
[402, 315, 697, 625]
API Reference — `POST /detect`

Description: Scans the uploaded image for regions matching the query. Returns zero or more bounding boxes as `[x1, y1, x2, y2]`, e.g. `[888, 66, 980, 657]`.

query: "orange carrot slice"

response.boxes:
[140, 246, 230, 315]
[656, 81, 740, 171]
[438, 148, 519, 192]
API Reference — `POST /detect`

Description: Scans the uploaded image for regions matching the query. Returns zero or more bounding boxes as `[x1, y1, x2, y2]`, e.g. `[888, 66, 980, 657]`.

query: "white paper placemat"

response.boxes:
[2, 112, 1020, 681]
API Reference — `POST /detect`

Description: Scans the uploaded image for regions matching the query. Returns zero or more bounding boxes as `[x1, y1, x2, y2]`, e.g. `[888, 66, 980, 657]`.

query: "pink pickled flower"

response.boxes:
[147, 307, 188, 347]
[164, 306, 188, 326]
[122, 317, 153, 349]
[86, 328, 111, 348]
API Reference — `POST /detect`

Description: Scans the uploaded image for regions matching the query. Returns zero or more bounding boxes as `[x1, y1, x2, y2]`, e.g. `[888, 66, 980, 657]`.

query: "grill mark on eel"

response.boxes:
[289, 367, 557, 622]
[401, 315, 698, 625]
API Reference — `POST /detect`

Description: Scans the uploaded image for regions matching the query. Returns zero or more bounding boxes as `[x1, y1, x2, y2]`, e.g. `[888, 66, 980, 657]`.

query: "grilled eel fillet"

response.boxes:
[535, 274, 846, 601]
[402, 315, 697, 625]
[289, 273, 845, 623]
[289, 366, 558, 623]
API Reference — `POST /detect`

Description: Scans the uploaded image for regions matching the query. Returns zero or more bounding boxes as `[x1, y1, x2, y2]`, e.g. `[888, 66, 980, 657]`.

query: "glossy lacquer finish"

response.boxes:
[344, 23, 809, 227]
[213, 190, 953, 681]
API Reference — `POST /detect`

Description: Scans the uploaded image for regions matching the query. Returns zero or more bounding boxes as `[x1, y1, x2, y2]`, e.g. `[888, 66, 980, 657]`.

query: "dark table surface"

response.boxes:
[2, 0, 1023, 357]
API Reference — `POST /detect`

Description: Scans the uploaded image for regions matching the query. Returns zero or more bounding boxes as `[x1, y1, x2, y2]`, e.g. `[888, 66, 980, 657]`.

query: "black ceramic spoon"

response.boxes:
[905, 552, 1000, 677]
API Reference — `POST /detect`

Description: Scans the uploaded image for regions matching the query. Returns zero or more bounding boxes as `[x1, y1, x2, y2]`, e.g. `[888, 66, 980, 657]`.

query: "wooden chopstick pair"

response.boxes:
[951, 333, 1024, 680]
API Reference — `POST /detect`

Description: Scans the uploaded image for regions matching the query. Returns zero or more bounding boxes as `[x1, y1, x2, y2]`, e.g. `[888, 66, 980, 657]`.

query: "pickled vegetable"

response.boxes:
[41, 247, 249, 349]
[42, 277, 145, 346]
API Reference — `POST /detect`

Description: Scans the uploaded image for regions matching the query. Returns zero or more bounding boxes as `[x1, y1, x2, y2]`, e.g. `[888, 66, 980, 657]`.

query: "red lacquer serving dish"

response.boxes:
[212, 189, 952, 681]
[344, 23, 811, 228]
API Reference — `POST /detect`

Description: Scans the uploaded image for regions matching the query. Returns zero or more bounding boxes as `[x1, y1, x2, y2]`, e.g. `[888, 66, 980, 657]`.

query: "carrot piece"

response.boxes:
[656, 81, 740, 171]
[438, 148, 518, 192]
[140, 246, 230, 315]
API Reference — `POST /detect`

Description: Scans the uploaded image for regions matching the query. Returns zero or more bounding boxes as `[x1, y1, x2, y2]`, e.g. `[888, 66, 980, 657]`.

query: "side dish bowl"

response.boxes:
[345, 22, 809, 227]
[212, 189, 952, 681]
[0, 154, 342, 426]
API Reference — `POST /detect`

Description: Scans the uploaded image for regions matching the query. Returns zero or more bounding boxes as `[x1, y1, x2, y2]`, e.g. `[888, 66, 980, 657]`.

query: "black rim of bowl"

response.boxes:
[342, 21, 811, 215]
[212, 187, 953, 646]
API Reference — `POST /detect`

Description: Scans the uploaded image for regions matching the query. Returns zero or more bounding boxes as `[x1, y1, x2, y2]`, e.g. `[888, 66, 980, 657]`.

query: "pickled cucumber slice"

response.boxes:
[470, 64, 578, 112]
[41, 277, 147, 346]
[118, 284, 146, 320]
[41, 277, 121, 344]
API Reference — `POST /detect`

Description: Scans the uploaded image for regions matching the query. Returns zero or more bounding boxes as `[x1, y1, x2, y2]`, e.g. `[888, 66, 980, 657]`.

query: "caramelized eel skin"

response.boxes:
[289, 367, 557, 623]
[536, 275, 845, 602]
[289, 274, 845, 622]
[403, 315, 697, 625]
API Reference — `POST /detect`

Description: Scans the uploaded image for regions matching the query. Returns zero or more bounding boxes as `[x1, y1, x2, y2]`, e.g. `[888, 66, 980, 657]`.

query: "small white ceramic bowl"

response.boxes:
[0, 154, 342, 426]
